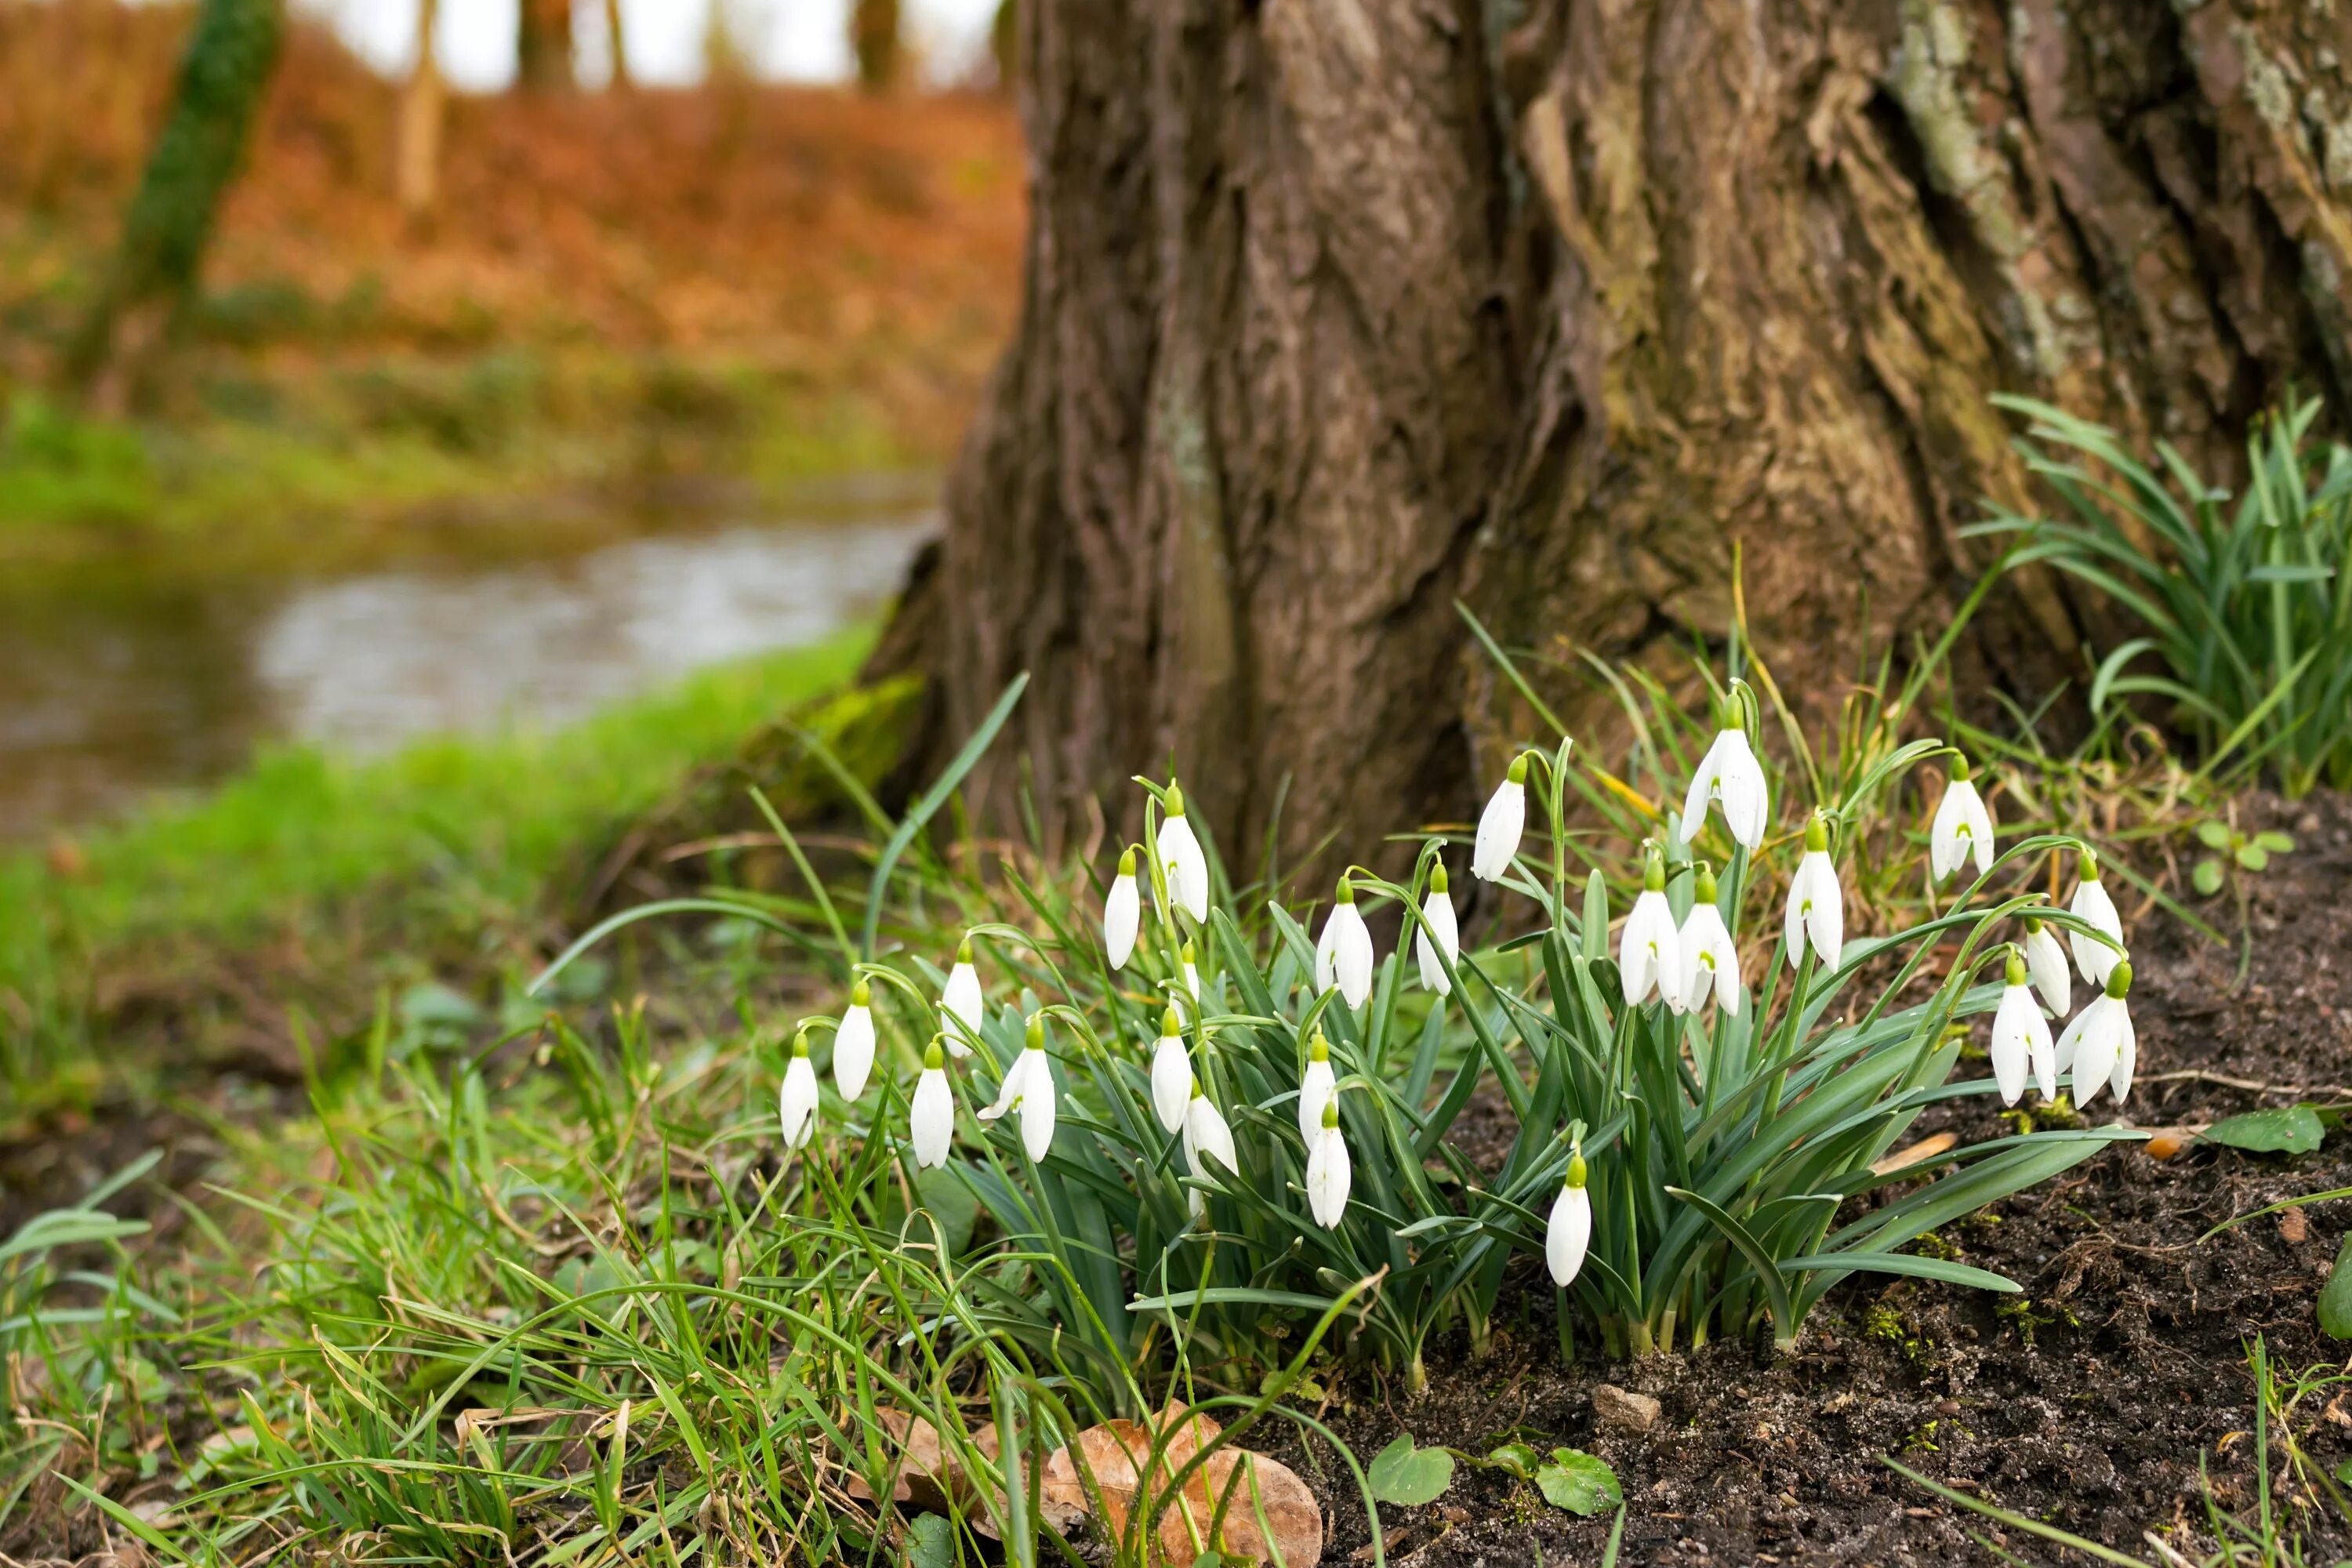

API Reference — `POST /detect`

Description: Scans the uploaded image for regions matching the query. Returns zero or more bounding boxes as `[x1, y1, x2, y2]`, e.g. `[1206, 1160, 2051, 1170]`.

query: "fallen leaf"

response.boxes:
[2282, 1206, 2311, 1244]
[1043, 1405, 1320, 1565]
[1869, 1132, 1956, 1176]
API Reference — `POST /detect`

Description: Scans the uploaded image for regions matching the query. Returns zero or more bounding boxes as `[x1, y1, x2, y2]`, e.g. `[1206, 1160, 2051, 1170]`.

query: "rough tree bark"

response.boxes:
[872, 0, 2352, 884]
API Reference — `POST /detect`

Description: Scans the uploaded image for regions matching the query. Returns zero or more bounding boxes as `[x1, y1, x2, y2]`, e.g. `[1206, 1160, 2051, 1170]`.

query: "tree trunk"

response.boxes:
[851, 0, 902, 95]
[872, 0, 2352, 885]
[394, 0, 443, 218]
[517, 0, 575, 93]
[603, 0, 631, 89]
[64, 0, 281, 413]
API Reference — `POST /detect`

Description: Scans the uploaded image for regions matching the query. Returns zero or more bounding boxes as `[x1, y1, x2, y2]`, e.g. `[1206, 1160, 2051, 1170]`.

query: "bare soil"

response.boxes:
[1279, 792, 2352, 1566]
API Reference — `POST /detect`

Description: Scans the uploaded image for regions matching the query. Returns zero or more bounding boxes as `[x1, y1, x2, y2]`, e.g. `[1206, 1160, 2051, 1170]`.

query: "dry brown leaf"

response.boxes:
[1043, 1405, 1320, 1566]
[1869, 1131, 1957, 1176]
[844, 1406, 971, 1515]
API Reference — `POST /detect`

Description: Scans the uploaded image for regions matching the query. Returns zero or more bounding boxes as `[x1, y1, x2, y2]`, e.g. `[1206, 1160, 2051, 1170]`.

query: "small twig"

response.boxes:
[2140, 1069, 2352, 1099]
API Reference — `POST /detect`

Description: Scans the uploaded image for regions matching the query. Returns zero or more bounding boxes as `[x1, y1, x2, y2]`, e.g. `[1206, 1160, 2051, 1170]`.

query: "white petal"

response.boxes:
[2024, 926, 2071, 1016]
[1185, 1097, 1237, 1182]
[1104, 874, 1141, 970]
[2071, 997, 2120, 1109]
[1415, 889, 1458, 996]
[1472, 779, 1526, 882]
[1159, 812, 1210, 921]
[2053, 1003, 2086, 1075]
[1677, 904, 1739, 1016]
[779, 1057, 819, 1149]
[1620, 891, 1680, 1005]
[1336, 906, 1375, 1008]
[1990, 985, 2037, 1105]
[909, 1068, 953, 1168]
[1790, 852, 1843, 969]
[1298, 1059, 1336, 1146]
[977, 1049, 1028, 1120]
[1306, 1127, 1352, 1229]
[1020, 1054, 1058, 1162]
[2109, 1006, 2136, 1106]
[834, 1005, 876, 1102]
[1962, 787, 1996, 876]
[942, 962, 983, 1057]
[1718, 732, 1770, 850]
[1929, 782, 1969, 883]
[1546, 1181, 1591, 1287]
[1151, 1036, 1193, 1134]
[1677, 735, 1721, 850]
[2069, 880, 2124, 985]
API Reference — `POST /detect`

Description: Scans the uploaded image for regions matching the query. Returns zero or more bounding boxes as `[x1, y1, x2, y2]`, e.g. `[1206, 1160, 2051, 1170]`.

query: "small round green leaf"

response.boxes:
[2205, 1105, 2325, 1156]
[2196, 819, 2234, 850]
[1483, 1442, 1541, 1481]
[2193, 858, 2226, 896]
[2253, 831, 2296, 855]
[1535, 1449, 1623, 1516]
[1367, 1434, 1455, 1506]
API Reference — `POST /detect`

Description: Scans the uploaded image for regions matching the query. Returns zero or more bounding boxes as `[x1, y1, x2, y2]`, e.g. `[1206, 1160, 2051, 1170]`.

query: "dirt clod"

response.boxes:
[1592, 1383, 1661, 1436]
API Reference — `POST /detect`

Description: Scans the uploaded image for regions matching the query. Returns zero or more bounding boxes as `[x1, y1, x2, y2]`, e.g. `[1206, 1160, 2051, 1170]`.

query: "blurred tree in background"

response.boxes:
[65, 0, 280, 413]
[394, 0, 441, 217]
[516, 0, 573, 93]
[851, 0, 899, 95]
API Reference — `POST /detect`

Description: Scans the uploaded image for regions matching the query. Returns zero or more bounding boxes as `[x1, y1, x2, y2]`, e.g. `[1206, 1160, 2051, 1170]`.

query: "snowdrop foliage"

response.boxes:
[1472, 755, 1529, 881]
[1929, 758, 1995, 882]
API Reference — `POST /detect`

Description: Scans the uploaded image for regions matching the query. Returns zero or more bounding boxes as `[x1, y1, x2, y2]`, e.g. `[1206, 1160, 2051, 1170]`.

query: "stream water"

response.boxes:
[0, 497, 934, 839]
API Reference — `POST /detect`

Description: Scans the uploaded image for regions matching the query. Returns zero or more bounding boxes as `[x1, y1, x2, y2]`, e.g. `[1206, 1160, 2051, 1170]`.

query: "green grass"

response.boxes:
[0, 626, 876, 1091]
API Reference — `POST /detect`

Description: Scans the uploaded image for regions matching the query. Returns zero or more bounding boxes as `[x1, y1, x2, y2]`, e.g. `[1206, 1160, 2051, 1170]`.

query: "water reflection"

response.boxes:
[1, 508, 931, 838]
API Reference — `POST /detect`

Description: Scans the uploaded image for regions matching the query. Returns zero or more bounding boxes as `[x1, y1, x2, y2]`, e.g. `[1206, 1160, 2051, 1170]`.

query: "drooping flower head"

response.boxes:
[834, 978, 877, 1101]
[1679, 692, 1769, 851]
[1472, 754, 1530, 883]
[909, 1036, 953, 1170]
[1314, 875, 1375, 1008]
[1297, 1028, 1336, 1145]
[978, 1013, 1058, 1163]
[1784, 811, 1845, 971]
[1547, 1143, 1592, 1288]
[1157, 784, 1211, 922]
[1675, 861, 1741, 1016]
[2067, 850, 2126, 987]
[1104, 846, 1142, 970]
[1989, 946, 2056, 1106]
[1415, 860, 1461, 997]
[2021, 915, 2071, 1017]
[2060, 960, 2136, 1109]
[1620, 844, 1682, 1006]
[1929, 757, 1996, 883]
[1305, 1098, 1351, 1229]
[1150, 1006, 1192, 1135]
[1181, 1087, 1239, 1220]
[779, 1028, 819, 1151]
[941, 936, 983, 1058]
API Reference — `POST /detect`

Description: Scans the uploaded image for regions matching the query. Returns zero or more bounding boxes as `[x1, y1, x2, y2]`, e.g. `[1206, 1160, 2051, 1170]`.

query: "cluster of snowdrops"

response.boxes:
[775, 695, 2138, 1310]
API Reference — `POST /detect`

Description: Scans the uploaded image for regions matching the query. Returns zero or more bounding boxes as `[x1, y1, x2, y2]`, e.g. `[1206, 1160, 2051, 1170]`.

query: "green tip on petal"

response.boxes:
[1166, 783, 1186, 818]
[1693, 861, 1718, 903]
[1431, 862, 1450, 895]
[1951, 754, 1972, 783]
[1805, 814, 1831, 853]
[1565, 1152, 1588, 1190]
[2005, 946, 2027, 987]
[1026, 1014, 1045, 1049]
[924, 1037, 946, 1069]
[1336, 875, 1356, 904]
[956, 935, 975, 964]
[1642, 847, 1666, 893]
[1321, 1099, 1341, 1131]
[1308, 1029, 1329, 1063]
[1117, 845, 1138, 876]
[2079, 848, 2101, 881]
[2024, 914, 2045, 935]
[1162, 1007, 1181, 1037]
[2106, 960, 2132, 999]
[851, 978, 871, 1007]
[791, 1029, 811, 1058]
[1506, 754, 1529, 786]
[1181, 940, 1197, 964]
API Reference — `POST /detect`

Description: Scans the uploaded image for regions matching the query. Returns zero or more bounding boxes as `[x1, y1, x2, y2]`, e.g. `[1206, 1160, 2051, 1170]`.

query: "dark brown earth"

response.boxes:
[1268, 792, 2352, 1566]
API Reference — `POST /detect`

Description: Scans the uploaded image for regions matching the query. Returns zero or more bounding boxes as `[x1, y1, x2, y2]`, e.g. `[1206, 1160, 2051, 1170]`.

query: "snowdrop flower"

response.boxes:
[941, 937, 984, 1057]
[1929, 757, 1996, 882]
[833, 978, 877, 1102]
[1176, 940, 1202, 1022]
[778, 1029, 819, 1151]
[978, 1014, 1058, 1163]
[1546, 1149, 1592, 1288]
[1103, 847, 1142, 969]
[909, 1038, 953, 1170]
[1314, 876, 1375, 1008]
[1157, 785, 1210, 922]
[1150, 1007, 1192, 1135]
[1297, 1029, 1336, 1145]
[2059, 960, 2136, 1109]
[1181, 1087, 1239, 1219]
[1674, 862, 1741, 1016]
[1472, 755, 1529, 882]
[1619, 848, 1682, 1007]
[1784, 812, 1845, 971]
[1415, 862, 1461, 996]
[2067, 851, 2126, 987]
[2021, 915, 2071, 1017]
[1989, 946, 2056, 1105]
[1680, 712, 1769, 851]
[1305, 1099, 1351, 1229]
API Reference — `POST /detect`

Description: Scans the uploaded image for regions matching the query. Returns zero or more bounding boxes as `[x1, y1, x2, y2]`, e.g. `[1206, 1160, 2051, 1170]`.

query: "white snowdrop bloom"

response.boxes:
[1619, 851, 1682, 1007]
[778, 1031, 820, 1151]
[1297, 1029, 1336, 1145]
[941, 937, 984, 1058]
[2067, 851, 2126, 987]
[1929, 759, 1996, 882]
[1103, 847, 1142, 970]
[1675, 863, 1741, 1016]
[1150, 1007, 1193, 1135]
[1546, 1152, 1592, 1288]
[1784, 813, 1845, 971]
[1989, 947, 2056, 1106]
[1305, 1100, 1352, 1229]
[2021, 915, 2071, 1017]
[1679, 721, 1769, 851]
[833, 979, 877, 1102]
[1472, 755, 1529, 883]
[978, 1015, 1058, 1163]
[909, 1038, 953, 1170]
[1157, 785, 1211, 922]
[1179, 942, 1202, 1020]
[2059, 961, 2136, 1109]
[1415, 862, 1461, 996]
[1181, 1089, 1240, 1220]
[1314, 877, 1376, 1008]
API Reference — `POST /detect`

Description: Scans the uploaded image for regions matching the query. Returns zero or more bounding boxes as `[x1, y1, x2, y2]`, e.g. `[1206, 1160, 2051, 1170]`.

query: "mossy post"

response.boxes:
[67, 0, 281, 414]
